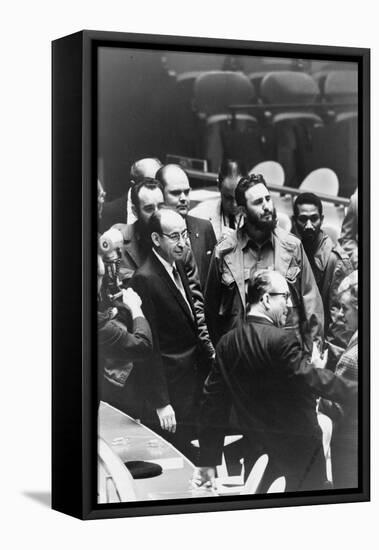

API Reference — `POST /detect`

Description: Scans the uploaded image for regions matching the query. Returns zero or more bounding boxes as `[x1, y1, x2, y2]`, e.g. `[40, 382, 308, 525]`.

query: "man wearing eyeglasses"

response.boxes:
[130, 209, 214, 460]
[205, 174, 324, 352]
[292, 192, 353, 346]
[156, 164, 217, 289]
[193, 270, 357, 493]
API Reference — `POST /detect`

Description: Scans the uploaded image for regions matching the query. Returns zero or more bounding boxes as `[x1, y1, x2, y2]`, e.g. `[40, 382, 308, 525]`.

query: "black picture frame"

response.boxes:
[52, 30, 370, 520]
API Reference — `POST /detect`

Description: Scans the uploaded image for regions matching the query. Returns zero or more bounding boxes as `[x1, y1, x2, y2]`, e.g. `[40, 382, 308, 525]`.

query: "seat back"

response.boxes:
[276, 211, 292, 233]
[300, 168, 339, 196]
[249, 160, 285, 187]
[260, 71, 320, 105]
[194, 71, 256, 117]
[241, 454, 269, 495]
[267, 476, 286, 493]
[324, 70, 358, 106]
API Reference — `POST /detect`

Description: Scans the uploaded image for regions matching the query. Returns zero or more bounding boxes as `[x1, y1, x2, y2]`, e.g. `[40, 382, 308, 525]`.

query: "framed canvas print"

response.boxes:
[52, 30, 370, 520]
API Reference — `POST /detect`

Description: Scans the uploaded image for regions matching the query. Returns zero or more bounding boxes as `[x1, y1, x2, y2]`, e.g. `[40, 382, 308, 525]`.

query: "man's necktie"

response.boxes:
[172, 266, 194, 318]
[229, 215, 236, 229]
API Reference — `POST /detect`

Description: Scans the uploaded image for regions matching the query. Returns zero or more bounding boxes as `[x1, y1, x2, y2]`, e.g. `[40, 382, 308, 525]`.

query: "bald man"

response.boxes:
[130, 209, 214, 460]
[156, 164, 217, 289]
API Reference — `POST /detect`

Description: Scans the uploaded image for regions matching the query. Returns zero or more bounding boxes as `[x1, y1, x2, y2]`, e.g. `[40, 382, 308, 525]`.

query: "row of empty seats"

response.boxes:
[164, 68, 357, 196]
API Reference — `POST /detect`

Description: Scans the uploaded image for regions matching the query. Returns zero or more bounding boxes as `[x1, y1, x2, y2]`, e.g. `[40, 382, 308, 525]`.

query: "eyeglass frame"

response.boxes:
[161, 229, 189, 243]
[269, 291, 291, 301]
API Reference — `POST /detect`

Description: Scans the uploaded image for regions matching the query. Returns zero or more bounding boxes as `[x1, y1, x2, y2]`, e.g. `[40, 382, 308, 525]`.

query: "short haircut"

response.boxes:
[338, 270, 358, 308]
[130, 158, 162, 182]
[130, 178, 163, 210]
[235, 173, 268, 208]
[155, 164, 188, 189]
[247, 269, 274, 305]
[218, 159, 247, 188]
[148, 210, 163, 237]
[293, 192, 323, 218]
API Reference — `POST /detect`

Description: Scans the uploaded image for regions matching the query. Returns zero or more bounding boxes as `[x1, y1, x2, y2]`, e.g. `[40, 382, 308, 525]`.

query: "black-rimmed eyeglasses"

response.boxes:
[269, 292, 291, 301]
[161, 230, 189, 243]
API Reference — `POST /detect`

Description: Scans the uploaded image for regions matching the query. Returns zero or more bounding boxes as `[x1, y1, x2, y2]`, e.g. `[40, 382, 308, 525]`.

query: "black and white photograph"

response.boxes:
[94, 39, 368, 509]
[5, 0, 379, 544]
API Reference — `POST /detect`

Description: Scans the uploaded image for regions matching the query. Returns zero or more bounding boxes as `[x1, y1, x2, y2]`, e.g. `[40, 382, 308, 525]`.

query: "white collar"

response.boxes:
[152, 248, 175, 274]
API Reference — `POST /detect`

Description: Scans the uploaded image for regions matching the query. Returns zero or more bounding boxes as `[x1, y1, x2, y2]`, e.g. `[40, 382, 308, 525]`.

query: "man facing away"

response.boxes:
[205, 174, 324, 351]
[130, 210, 214, 460]
[193, 270, 357, 492]
[292, 192, 353, 345]
[156, 164, 217, 289]
[189, 159, 247, 240]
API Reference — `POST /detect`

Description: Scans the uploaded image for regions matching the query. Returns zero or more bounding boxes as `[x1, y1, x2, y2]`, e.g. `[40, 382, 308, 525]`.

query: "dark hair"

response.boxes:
[235, 173, 268, 208]
[247, 269, 274, 305]
[293, 192, 323, 218]
[218, 159, 247, 189]
[148, 210, 163, 237]
[130, 178, 163, 210]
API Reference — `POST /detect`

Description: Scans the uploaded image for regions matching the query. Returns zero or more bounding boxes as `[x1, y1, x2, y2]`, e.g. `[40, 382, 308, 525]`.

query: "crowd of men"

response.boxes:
[97, 157, 359, 493]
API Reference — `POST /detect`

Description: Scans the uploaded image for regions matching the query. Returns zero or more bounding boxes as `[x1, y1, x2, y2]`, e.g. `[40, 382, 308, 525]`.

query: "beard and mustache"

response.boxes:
[245, 206, 278, 233]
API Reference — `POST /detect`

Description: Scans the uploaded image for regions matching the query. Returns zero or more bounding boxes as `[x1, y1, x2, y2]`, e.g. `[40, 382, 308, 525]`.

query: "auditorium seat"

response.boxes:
[277, 211, 292, 232]
[193, 71, 264, 171]
[300, 70, 358, 197]
[299, 168, 339, 196]
[266, 476, 286, 493]
[240, 454, 269, 495]
[249, 160, 285, 188]
[260, 71, 323, 188]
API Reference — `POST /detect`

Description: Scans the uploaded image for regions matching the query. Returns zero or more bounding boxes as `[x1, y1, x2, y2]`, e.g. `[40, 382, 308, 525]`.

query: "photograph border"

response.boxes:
[52, 30, 370, 520]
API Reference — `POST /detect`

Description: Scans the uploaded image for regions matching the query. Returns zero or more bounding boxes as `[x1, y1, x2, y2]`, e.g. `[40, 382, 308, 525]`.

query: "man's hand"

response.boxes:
[156, 405, 176, 433]
[311, 341, 328, 370]
[191, 467, 217, 489]
[122, 288, 143, 318]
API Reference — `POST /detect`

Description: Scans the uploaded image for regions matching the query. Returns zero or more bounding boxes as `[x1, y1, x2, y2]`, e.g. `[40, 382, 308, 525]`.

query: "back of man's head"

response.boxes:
[247, 269, 276, 305]
[130, 158, 162, 185]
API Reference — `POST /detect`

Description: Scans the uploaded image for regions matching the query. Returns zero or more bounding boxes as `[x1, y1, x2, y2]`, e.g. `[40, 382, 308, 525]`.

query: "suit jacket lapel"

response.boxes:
[176, 260, 197, 322]
[150, 254, 196, 326]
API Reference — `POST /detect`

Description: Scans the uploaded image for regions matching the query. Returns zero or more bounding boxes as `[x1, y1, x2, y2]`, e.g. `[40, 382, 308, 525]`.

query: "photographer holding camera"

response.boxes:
[98, 228, 153, 416]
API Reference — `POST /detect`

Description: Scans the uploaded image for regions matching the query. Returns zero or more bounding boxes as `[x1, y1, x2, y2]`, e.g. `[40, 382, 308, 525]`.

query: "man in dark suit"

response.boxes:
[156, 164, 217, 288]
[193, 270, 357, 492]
[130, 209, 213, 460]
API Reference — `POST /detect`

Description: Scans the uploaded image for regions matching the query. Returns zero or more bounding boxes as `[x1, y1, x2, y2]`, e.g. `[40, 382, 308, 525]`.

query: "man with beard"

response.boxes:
[205, 174, 324, 351]
[156, 164, 217, 289]
[130, 210, 213, 460]
[126, 157, 163, 225]
[292, 193, 353, 345]
[112, 177, 165, 284]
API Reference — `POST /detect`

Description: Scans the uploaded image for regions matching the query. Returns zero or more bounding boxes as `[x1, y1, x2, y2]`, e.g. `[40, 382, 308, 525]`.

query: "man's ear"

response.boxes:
[320, 214, 324, 224]
[261, 292, 270, 310]
[151, 232, 160, 248]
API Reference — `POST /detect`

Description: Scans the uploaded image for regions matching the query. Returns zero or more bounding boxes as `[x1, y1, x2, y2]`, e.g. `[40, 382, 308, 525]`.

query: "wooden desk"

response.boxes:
[98, 402, 215, 502]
